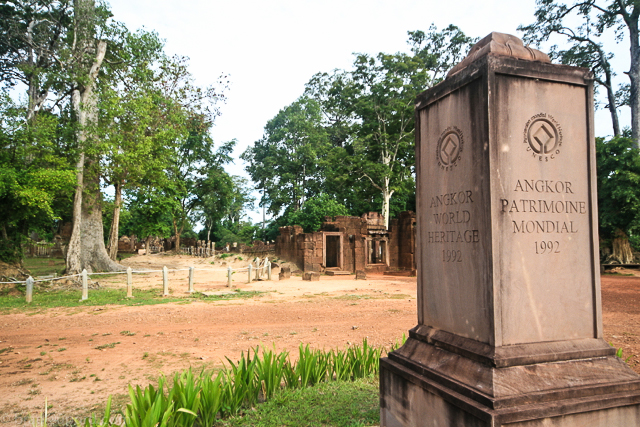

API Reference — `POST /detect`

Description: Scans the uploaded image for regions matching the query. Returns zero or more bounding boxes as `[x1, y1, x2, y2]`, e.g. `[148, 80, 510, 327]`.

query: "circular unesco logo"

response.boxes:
[436, 126, 464, 171]
[523, 113, 563, 161]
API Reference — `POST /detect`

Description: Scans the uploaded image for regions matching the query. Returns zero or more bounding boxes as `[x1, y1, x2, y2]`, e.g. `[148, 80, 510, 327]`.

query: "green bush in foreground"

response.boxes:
[72, 338, 404, 427]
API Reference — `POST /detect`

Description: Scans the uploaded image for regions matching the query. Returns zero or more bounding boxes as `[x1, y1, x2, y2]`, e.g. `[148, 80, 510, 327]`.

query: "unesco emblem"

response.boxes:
[436, 126, 464, 171]
[524, 113, 563, 161]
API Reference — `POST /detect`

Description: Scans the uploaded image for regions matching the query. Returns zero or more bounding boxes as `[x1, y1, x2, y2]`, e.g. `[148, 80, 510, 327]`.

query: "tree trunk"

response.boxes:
[66, 151, 85, 274]
[173, 217, 181, 254]
[602, 62, 621, 136]
[145, 235, 151, 256]
[381, 177, 394, 230]
[66, 0, 121, 273]
[107, 181, 122, 261]
[612, 229, 635, 264]
[625, 11, 640, 148]
[77, 164, 123, 272]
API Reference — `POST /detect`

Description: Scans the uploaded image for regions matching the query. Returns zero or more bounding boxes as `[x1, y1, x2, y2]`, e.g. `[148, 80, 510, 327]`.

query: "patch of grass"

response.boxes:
[95, 342, 120, 350]
[333, 294, 371, 301]
[120, 330, 135, 336]
[57, 347, 66, 352]
[12, 378, 33, 386]
[23, 257, 66, 277]
[199, 289, 268, 301]
[217, 377, 379, 427]
[388, 293, 412, 299]
[0, 287, 191, 312]
[0, 347, 12, 354]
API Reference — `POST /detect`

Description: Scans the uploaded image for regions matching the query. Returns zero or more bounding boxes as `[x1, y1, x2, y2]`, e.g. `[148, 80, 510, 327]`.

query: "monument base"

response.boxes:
[380, 326, 640, 426]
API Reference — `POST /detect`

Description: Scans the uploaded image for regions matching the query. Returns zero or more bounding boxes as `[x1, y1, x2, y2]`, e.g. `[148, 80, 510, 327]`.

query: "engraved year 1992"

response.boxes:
[535, 241, 560, 254]
[443, 249, 462, 262]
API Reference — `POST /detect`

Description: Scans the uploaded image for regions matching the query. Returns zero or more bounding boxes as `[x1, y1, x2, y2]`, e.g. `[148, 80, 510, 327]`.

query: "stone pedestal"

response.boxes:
[380, 33, 640, 426]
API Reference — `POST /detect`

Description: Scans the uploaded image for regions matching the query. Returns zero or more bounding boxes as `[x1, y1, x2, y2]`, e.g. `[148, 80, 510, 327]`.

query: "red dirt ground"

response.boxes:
[0, 255, 639, 426]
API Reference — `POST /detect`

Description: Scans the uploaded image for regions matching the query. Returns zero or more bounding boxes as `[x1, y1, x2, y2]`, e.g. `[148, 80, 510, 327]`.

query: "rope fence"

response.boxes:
[1, 257, 273, 303]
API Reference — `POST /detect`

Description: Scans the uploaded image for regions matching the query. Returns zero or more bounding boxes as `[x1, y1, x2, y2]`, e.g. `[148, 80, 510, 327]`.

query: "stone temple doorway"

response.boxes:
[323, 233, 343, 269]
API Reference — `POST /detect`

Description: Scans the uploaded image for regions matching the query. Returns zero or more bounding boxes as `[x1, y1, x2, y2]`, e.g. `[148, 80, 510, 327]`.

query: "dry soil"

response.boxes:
[0, 255, 639, 426]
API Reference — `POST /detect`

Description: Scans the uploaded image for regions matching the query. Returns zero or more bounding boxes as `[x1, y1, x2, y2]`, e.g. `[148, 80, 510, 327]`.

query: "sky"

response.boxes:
[106, 0, 631, 223]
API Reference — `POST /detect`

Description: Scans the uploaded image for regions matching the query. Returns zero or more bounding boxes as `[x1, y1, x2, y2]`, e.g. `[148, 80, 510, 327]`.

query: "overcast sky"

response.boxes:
[106, 0, 631, 222]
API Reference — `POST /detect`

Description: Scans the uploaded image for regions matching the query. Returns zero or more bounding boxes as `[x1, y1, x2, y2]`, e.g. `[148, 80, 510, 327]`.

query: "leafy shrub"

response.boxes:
[83, 339, 401, 426]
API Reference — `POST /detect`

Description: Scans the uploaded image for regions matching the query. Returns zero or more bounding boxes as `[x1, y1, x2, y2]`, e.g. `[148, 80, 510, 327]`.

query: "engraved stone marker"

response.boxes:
[380, 32, 640, 426]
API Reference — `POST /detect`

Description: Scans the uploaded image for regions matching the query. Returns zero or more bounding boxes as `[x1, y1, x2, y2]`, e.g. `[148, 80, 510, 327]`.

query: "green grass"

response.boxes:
[0, 287, 268, 313]
[0, 288, 185, 312]
[22, 257, 66, 277]
[217, 377, 379, 427]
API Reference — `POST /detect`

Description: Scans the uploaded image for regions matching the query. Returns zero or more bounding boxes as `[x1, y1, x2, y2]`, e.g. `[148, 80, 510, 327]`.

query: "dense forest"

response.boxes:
[2, 0, 640, 272]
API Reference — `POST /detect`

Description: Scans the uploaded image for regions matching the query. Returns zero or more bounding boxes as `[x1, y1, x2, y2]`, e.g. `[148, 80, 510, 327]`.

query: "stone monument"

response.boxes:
[380, 32, 640, 426]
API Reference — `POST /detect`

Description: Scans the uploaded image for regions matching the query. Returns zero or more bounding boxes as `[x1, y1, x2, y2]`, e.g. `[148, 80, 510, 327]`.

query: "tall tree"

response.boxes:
[98, 29, 178, 260]
[521, 0, 640, 145]
[519, 0, 623, 136]
[596, 135, 640, 262]
[0, 0, 73, 121]
[305, 25, 474, 228]
[66, 0, 121, 273]
[0, 92, 75, 262]
[242, 96, 330, 216]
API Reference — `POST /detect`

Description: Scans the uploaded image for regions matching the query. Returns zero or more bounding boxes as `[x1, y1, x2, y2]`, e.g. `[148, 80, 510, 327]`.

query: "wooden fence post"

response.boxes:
[163, 266, 169, 296]
[188, 267, 195, 293]
[26, 276, 34, 303]
[81, 269, 88, 300]
[227, 266, 232, 287]
[126, 267, 133, 298]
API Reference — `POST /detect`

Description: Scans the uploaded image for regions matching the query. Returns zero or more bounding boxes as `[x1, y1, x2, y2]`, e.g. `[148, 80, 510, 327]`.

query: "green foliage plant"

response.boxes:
[84, 338, 399, 426]
[198, 372, 224, 427]
[168, 369, 200, 427]
[125, 378, 175, 427]
[255, 345, 289, 400]
[596, 136, 640, 258]
[221, 350, 260, 416]
[296, 344, 329, 387]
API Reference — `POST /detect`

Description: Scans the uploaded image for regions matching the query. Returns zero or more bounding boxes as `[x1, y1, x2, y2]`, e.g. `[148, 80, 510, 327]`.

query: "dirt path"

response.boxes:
[0, 254, 417, 425]
[1, 254, 640, 426]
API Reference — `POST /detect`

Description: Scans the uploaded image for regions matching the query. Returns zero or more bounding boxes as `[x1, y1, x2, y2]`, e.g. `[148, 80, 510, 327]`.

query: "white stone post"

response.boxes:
[267, 261, 272, 281]
[81, 269, 88, 300]
[162, 266, 169, 296]
[248, 264, 252, 284]
[25, 276, 34, 303]
[188, 267, 195, 293]
[126, 267, 133, 298]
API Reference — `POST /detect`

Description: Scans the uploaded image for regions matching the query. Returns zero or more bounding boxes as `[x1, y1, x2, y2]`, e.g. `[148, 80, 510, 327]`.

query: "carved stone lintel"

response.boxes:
[447, 32, 551, 78]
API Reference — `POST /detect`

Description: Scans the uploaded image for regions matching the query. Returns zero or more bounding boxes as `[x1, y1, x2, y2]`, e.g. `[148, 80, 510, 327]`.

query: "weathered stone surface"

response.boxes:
[278, 266, 291, 280]
[302, 272, 320, 281]
[380, 33, 640, 426]
[355, 270, 366, 280]
[274, 212, 416, 274]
